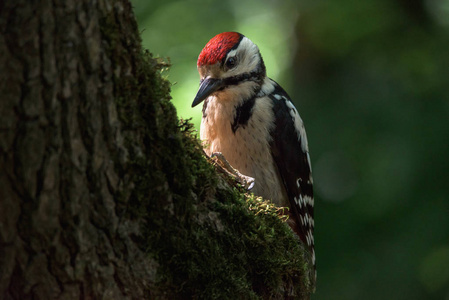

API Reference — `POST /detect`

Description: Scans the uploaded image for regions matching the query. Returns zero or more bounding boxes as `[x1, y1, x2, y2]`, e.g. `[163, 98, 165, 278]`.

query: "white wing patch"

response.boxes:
[285, 99, 309, 153]
[258, 78, 276, 97]
[306, 152, 313, 174]
[294, 195, 304, 208]
[303, 195, 314, 208]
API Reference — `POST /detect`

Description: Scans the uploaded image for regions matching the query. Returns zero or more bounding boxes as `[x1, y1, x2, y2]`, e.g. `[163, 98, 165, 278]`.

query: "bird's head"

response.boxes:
[192, 32, 266, 107]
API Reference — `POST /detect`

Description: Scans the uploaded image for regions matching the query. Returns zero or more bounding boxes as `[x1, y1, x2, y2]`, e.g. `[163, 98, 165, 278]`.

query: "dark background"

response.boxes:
[132, 0, 449, 299]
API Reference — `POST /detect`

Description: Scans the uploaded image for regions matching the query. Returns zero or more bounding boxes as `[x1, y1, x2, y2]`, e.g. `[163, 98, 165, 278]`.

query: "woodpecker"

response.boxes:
[192, 32, 315, 285]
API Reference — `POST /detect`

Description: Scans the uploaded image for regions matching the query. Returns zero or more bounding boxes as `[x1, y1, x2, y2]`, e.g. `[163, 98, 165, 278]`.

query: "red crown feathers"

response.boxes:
[197, 32, 242, 67]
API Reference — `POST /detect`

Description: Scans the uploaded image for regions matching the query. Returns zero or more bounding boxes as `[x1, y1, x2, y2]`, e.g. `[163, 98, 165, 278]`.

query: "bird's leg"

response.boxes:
[210, 152, 255, 191]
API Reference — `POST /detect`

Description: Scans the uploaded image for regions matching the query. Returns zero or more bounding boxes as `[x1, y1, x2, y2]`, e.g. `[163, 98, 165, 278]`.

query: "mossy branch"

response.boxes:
[0, 1, 312, 298]
[112, 50, 313, 298]
[99, 4, 314, 298]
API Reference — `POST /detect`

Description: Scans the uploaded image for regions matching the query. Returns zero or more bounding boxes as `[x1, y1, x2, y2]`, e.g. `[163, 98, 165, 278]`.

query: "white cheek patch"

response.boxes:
[224, 37, 261, 77]
[226, 48, 238, 59]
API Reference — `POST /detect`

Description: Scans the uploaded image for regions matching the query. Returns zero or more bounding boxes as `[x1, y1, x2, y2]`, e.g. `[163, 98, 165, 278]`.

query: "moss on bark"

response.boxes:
[0, 0, 313, 296]
[101, 20, 314, 297]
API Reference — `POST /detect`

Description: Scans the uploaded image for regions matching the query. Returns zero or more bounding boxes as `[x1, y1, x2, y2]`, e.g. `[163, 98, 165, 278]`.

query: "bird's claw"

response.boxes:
[211, 152, 255, 191]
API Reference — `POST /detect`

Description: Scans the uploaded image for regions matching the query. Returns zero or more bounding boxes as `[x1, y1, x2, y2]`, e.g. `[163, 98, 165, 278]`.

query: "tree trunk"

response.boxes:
[0, 1, 313, 299]
[0, 0, 157, 298]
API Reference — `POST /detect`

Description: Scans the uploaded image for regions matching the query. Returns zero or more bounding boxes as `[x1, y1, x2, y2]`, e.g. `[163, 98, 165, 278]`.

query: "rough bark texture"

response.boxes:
[0, 0, 313, 299]
[0, 0, 156, 298]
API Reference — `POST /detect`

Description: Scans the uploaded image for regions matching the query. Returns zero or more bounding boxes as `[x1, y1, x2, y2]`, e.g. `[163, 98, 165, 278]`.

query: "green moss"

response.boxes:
[100, 10, 312, 299]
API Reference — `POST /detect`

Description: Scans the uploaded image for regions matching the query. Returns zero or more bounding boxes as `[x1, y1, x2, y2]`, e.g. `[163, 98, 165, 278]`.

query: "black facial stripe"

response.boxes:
[231, 94, 256, 133]
[222, 71, 263, 87]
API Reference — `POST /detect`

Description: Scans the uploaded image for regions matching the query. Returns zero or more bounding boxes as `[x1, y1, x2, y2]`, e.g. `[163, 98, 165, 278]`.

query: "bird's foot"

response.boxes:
[211, 152, 255, 191]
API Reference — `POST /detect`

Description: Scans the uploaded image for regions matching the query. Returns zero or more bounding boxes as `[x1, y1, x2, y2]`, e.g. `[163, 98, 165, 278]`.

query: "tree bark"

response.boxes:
[0, 1, 312, 299]
[0, 0, 158, 298]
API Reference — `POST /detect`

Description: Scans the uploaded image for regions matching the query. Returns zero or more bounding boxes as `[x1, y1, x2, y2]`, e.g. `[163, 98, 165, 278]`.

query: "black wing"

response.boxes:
[268, 80, 315, 277]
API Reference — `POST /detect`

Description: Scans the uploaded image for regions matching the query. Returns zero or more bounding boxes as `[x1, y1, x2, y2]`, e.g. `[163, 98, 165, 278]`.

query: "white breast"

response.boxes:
[201, 93, 289, 207]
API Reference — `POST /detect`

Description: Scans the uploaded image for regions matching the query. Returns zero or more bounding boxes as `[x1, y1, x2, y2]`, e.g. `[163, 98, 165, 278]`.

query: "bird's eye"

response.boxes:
[225, 57, 237, 69]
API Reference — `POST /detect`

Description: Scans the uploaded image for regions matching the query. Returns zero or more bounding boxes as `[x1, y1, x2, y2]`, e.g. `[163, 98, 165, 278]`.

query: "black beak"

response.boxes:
[192, 78, 224, 107]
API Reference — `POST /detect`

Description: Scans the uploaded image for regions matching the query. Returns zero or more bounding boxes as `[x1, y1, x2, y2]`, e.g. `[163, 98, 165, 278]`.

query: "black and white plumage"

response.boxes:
[192, 32, 315, 284]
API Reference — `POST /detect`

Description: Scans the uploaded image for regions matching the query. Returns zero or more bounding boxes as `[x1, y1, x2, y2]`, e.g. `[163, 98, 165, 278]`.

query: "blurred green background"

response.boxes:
[131, 0, 449, 299]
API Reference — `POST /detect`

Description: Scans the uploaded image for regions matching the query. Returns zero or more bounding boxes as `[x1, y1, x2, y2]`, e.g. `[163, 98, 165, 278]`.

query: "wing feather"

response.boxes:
[268, 81, 315, 280]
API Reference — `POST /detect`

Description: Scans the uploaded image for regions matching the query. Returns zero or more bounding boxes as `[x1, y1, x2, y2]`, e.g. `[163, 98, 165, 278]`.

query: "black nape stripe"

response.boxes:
[231, 95, 256, 133]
